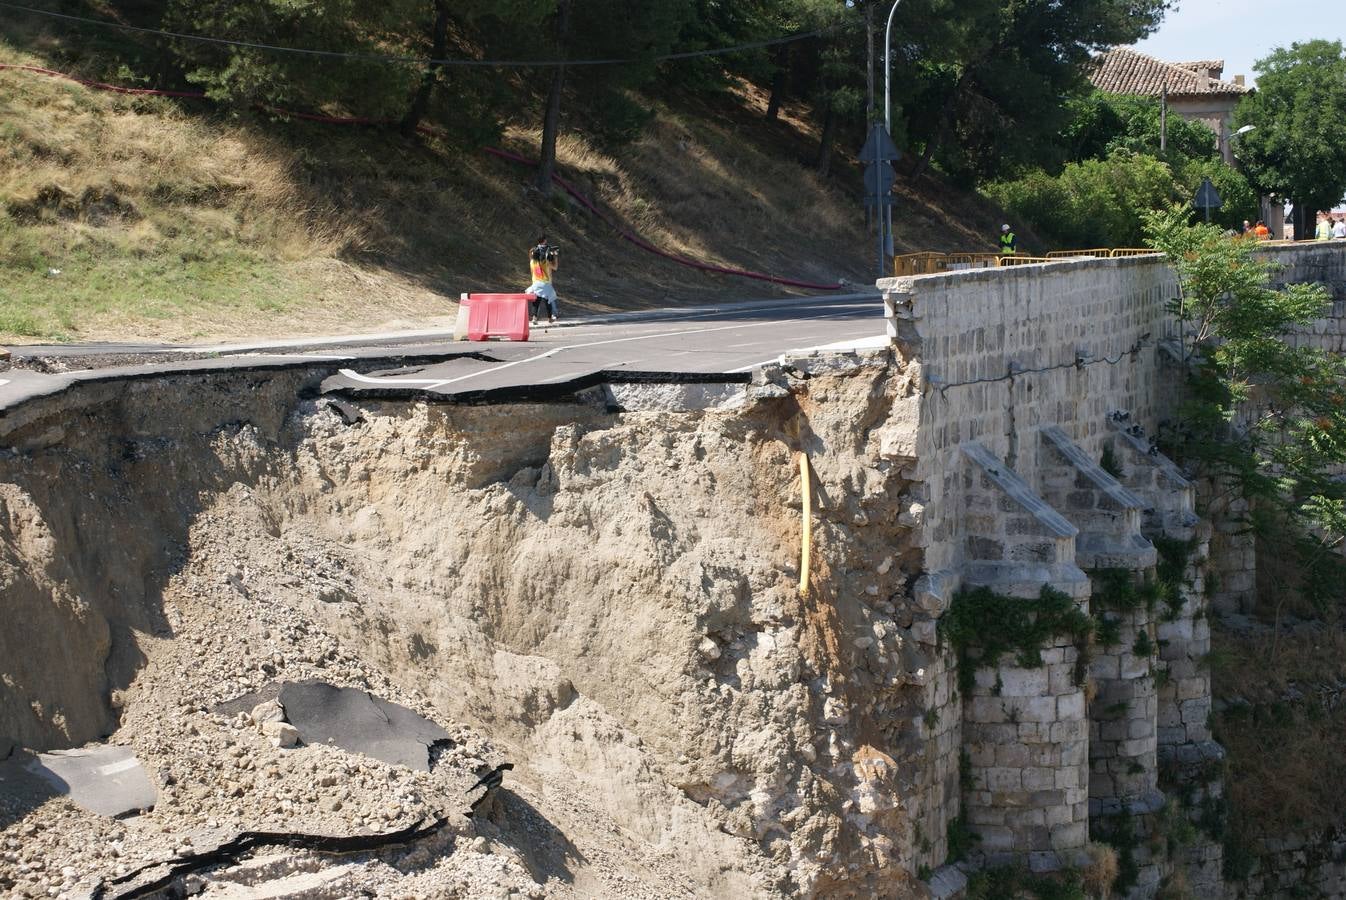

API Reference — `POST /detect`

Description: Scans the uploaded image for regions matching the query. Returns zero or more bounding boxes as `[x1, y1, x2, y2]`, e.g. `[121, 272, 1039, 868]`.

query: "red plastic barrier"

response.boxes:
[465, 293, 533, 341]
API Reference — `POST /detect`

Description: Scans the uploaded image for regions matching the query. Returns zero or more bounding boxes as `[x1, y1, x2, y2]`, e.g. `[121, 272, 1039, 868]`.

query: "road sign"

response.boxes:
[859, 123, 902, 163]
[1193, 177, 1222, 209]
[859, 123, 901, 278]
[864, 162, 896, 206]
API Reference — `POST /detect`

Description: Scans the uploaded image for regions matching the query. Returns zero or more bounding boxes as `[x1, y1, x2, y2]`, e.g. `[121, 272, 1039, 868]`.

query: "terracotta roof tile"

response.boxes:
[1173, 60, 1225, 78]
[1090, 48, 1251, 98]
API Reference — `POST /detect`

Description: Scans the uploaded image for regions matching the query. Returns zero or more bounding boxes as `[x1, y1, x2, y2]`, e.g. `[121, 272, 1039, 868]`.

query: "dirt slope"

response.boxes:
[0, 30, 1023, 345]
[0, 351, 934, 898]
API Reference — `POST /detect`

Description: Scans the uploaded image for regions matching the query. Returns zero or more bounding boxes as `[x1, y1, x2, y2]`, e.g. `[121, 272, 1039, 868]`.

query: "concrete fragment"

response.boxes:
[251, 700, 286, 727]
[262, 721, 301, 749]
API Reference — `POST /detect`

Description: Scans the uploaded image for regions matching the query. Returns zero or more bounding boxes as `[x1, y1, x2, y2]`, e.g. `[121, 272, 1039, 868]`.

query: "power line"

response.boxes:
[931, 340, 1147, 397]
[0, 2, 834, 68]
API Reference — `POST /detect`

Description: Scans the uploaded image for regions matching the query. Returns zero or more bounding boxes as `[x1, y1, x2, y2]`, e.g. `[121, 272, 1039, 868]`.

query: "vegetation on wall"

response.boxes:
[939, 585, 1093, 694]
[1146, 208, 1346, 621]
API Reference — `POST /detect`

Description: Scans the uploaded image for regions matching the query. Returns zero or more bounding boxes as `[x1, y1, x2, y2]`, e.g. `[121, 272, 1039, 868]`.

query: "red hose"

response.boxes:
[0, 62, 844, 291]
[0, 63, 207, 97]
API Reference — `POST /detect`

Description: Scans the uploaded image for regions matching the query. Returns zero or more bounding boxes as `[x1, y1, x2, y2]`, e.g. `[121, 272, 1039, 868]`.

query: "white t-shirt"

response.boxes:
[1334, 221, 1346, 239]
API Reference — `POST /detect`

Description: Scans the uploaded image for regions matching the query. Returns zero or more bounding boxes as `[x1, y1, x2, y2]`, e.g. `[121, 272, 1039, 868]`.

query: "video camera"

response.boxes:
[531, 242, 560, 263]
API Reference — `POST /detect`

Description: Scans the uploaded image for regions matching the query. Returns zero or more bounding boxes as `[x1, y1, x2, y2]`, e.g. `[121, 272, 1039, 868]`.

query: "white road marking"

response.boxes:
[0, 379, 9, 387]
[423, 347, 564, 388]
[728, 356, 785, 374]
[337, 370, 456, 387]
[94, 757, 141, 776]
[338, 310, 884, 391]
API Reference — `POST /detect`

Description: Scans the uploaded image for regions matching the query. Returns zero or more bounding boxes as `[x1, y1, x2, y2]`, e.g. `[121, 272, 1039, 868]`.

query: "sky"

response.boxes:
[1133, 0, 1345, 86]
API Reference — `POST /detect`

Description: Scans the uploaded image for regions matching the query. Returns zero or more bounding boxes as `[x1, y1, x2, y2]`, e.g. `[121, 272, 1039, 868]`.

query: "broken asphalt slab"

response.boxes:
[279, 682, 450, 772]
[0, 744, 156, 818]
[217, 681, 450, 772]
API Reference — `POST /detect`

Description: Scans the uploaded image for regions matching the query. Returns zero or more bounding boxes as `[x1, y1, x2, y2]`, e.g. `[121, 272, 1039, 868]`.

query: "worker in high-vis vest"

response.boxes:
[999, 224, 1017, 255]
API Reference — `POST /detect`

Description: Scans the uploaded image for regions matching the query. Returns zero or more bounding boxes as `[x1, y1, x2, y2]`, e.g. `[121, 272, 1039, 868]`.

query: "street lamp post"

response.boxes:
[1228, 123, 1255, 163]
[883, 0, 904, 134]
[879, 0, 904, 264]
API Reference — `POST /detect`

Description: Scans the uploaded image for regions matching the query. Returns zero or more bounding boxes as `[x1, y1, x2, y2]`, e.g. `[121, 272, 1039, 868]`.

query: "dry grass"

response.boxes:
[0, 36, 1020, 344]
[1081, 842, 1120, 899]
[1210, 622, 1346, 835]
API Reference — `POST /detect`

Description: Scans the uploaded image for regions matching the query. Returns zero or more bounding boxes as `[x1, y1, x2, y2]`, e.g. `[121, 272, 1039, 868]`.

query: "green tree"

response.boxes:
[1061, 92, 1221, 166]
[532, 0, 694, 193]
[891, 0, 1170, 185]
[398, 1, 553, 140]
[161, 0, 421, 115]
[987, 150, 1180, 248]
[1234, 40, 1346, 239]
[1146, 207, 1346, 616]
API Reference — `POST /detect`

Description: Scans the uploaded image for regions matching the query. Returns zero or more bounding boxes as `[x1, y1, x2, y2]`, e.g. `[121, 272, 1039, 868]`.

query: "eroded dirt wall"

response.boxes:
[0, 352, 935, 898]
[0, 369, 322, 751]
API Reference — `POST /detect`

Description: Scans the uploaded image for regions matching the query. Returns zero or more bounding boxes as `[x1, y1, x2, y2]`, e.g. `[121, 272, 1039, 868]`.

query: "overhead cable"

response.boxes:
[0, 2, 834, 68]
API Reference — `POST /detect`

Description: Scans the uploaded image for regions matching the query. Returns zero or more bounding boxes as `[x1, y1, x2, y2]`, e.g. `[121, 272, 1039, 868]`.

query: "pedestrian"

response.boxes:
[1253, 220, 1271, 240]
[1332, 215, 1346, 240]
[998, 224, 1017, 256]
[1315, 212, 1333, 241]
[526, 235, 560, 325]
[1242, 219, 1253, 235]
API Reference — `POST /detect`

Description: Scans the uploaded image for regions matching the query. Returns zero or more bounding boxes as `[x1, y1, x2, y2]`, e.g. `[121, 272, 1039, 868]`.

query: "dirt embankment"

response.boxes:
[0, 352, 932, 897]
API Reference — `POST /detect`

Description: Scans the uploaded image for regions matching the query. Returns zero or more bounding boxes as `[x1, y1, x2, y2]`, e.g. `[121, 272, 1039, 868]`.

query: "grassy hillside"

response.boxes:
[0, 37, 1020, 344]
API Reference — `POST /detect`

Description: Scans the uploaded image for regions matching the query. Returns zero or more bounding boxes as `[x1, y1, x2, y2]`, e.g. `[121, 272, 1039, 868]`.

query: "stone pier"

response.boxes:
[956, 442, 1092, 871]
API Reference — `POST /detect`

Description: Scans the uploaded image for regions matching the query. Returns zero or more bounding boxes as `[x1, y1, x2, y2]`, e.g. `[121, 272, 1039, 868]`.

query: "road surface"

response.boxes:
[0, 293, 885, 411]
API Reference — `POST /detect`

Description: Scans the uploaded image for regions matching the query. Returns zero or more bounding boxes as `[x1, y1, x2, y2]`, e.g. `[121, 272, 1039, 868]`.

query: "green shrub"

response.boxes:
[986, 151, 1181, 249]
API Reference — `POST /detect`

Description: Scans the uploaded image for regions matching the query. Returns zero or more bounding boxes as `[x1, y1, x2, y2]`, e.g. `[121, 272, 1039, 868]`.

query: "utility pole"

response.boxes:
[1159, 84, 1168, 155]
[865, 3, 875, 231]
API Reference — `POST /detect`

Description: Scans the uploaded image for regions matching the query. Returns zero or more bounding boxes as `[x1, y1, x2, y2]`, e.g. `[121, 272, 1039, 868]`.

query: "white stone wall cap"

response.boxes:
[1106, 416, 1192, 488]
[1041, 425, 1147, 510]
[962, 442, 1078, 538]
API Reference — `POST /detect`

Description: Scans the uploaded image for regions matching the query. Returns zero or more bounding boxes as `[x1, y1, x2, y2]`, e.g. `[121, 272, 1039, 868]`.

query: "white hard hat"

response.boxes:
[1001, 224, 1011, 232]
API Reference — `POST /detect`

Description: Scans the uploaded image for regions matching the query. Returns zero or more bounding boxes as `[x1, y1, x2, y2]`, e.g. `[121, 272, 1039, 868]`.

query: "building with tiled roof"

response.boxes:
[1090, 48, 1253, 163]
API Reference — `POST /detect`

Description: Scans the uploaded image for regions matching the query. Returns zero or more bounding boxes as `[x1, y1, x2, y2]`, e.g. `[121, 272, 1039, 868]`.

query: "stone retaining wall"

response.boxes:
[879, 243, 1346, 896]
[1229, 828, 1346, 898]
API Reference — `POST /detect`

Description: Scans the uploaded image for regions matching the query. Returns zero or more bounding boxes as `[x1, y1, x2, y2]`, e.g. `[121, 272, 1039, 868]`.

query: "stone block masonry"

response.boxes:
[879, 244, 1344, 895]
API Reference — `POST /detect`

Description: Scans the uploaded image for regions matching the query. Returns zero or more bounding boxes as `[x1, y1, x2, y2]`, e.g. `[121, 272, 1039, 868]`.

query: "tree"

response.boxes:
[986, 89, 1259, 245]
[535, 0, 573, 193]
[161, 0, 420, 115]
[530, 0, 694, 194]
[889, 0, 1170, 185]
[1234, 40, 1346, 239]
[1145, 208, 1346, 616]
[399, 0, 453, 137]
[987, 150, 1180, 249]
[1061, 92, 1221, 166]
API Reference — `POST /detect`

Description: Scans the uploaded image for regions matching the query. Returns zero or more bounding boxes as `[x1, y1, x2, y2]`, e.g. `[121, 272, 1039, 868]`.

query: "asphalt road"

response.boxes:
[0, 293, 886, 411]
[321, 293, 886, 401]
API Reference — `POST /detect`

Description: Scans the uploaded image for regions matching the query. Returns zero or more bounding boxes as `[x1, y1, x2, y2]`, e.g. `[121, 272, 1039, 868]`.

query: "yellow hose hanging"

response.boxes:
[799, 453, 811, 597]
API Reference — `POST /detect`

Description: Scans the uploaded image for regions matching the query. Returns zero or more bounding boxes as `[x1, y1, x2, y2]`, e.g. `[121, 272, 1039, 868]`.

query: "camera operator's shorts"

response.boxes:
[526, 281, 558, 317]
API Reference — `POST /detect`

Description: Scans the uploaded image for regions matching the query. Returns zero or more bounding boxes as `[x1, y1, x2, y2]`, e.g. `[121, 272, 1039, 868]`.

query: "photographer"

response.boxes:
[526, 235, 561, 325]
